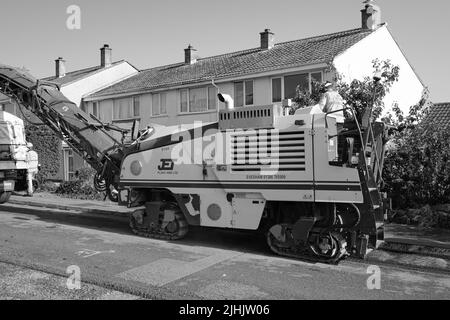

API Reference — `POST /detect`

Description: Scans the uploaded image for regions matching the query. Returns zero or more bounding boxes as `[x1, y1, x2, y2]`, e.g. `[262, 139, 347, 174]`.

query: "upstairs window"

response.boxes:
[234, 80, 254, 107]
[189, 87, 207, 112]
[113, 98, 136, 120]
[152, 93, 168, 116]
[272, 78, 282, 103]
[272, 72, 323, 102]
[160, 93, 167, 115]
[92, 102, 98, 117]
[208, 87, 218, 110]
[180, 90, 188, 113]
[284, 74, 309, 100]
[179, 87, 217, 113]
[133, 96, 140, 117]
[152, 94, 160, 116]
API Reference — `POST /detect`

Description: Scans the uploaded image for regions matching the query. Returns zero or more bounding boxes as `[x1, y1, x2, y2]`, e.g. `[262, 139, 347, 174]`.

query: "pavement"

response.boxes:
[5, 192, 450, 274]
[0, 203, 449, 300]
[9, 193, 131, 217]
[0, 261, 140, 300]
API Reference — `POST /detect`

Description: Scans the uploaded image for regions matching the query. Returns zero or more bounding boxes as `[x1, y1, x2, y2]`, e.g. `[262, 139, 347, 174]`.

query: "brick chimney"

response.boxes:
[184, 44, 197, 64]
[361, 1, 382, 30]
[260, 29, 275, 50]
[55, 57, 66, 78]
[100, 44, 112, 68]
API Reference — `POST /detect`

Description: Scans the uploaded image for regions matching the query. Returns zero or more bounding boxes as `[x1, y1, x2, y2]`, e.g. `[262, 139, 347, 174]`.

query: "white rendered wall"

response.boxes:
[333, 25, 424, 116]
[61, 62, 138, 106]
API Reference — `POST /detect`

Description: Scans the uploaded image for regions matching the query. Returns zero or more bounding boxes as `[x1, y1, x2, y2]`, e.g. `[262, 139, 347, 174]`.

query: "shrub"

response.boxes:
[75, 166, 98, 182]
[383, 90, 450, 208]
[38, 181, 60, 193]
[389, 205, 450, 229]
[55, 179, 105, 201]
[55, 166, 105, 200]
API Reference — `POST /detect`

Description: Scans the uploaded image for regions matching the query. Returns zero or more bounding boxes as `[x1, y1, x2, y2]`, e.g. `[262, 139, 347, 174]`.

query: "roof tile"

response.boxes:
[90, 28, 374, 98]
[425, 103, 450, 129]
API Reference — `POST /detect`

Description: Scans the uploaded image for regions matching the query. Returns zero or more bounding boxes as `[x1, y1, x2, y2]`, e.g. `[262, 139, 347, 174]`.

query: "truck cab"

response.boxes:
[0, 111, 38, 203]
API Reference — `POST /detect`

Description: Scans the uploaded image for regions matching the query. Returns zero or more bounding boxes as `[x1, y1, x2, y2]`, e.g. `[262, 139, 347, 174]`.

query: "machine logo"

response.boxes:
[158, 159, 175, 171]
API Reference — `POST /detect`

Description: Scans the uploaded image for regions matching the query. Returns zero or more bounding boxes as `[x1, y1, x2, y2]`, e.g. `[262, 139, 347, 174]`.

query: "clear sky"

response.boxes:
[1, 0, 449, 102]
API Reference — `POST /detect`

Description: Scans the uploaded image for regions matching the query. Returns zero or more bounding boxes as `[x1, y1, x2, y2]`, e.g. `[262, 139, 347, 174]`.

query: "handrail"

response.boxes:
[324, 106, 384, 186]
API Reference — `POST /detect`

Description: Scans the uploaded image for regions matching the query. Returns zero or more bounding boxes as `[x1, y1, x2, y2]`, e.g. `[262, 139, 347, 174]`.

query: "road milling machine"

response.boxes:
[0, 64, 389, 263]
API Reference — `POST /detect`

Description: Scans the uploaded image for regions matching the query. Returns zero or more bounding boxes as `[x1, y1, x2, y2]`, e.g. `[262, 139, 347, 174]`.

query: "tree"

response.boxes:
[292, 59, 400, 122]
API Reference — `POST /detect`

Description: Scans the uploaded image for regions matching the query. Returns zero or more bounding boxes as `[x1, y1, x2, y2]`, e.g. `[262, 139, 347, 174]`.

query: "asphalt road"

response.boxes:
[0, 204, 449, 300]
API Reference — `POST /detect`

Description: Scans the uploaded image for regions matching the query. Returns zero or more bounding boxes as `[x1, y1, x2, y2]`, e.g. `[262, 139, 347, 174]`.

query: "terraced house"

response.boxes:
[83, 4, 423, 135]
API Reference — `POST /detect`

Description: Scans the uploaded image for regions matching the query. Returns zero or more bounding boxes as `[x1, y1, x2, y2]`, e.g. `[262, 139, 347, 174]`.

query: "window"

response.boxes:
[160, 93, 167, 115]
[245, 81, 253, 105]
[80, 101, 86, 112]
[310, 72, 322, 84]
[152, 94, 160, 116]
[64, 149, 75, 181]
[92, 102, 98, 117]
[0, 104, 4, 111]
[208, 87, 217, 110]
[113, 98, 133, 120]
[234, 81, 254, 107]
[234, 82, 244, 107]
[284, 73, 309, 99]
[272, 72, 323, 102]
[113, 97, 141, 120]
[272, 78, 282, 103]
[179, 87, 217, 113]
[189, 87, 207, 112]
[180, 90, 188, 113]
[133, 96, 140, 117]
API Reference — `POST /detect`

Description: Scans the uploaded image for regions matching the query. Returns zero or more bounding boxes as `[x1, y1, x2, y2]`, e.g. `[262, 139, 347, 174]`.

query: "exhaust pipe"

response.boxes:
[218, 93, 234, 110]
[211, 79, 234, 111]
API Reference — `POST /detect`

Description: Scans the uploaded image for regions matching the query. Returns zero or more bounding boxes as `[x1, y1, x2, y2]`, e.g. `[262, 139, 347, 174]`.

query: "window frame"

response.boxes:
[64, 148, 75, 181]
[92, 101, 98, 117]
[234, 80, 254, 107]
[152, 94, 161, 116]
[133, 96, 140, 117]
[160, 92, 167, 115]
[179, 86, 218, 114]
[113, 97, 141, 121]
[271, 77, 283, 103]
[270, 71, 323, 103]
[180, 89, 189, 113]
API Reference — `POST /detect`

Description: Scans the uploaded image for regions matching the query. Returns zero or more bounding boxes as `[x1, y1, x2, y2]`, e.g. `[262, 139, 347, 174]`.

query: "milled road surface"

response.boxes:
[0, 204, 449, 300]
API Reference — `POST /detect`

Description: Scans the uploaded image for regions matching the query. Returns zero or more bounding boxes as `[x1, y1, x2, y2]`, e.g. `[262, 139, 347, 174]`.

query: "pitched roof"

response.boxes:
[90, 27, 374, 98]
[425, 103, 450, 128]
[43, 60, 125, 86]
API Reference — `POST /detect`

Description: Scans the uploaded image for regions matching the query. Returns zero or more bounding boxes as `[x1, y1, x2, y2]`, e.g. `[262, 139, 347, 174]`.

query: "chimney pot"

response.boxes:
[100, 44, 112, 68]
[185, 44, 198, 64]
[55, 57, 66, 78]
[260, 29, 275, 50]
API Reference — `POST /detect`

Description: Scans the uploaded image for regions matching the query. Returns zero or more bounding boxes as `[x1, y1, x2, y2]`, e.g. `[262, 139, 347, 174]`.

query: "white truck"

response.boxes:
[0, 111, 39, 203]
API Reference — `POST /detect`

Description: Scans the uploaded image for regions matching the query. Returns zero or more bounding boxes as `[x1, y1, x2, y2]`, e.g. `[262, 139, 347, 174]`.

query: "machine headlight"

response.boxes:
[130, 160, 142, 176]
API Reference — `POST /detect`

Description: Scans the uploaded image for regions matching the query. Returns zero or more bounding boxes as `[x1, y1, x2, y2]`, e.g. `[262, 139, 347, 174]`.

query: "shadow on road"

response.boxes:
[0, 204, 274, 259]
